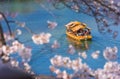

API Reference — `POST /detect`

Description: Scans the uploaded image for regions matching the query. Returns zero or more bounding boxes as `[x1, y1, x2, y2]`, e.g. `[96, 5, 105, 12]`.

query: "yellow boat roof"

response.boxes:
[66, 21, 91, 32]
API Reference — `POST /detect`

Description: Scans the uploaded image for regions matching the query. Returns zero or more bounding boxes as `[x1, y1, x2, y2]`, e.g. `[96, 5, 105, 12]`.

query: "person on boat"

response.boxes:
[76, 28, 91, 36]
[77, 29, 84, 36]
[84, 28, 91, 35]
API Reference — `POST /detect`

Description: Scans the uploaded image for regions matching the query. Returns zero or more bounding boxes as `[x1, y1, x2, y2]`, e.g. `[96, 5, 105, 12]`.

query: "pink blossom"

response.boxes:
[4, 33, 15, 41]
[16, 22, 26, 27]
[47, 20, 57, 29]
[32, 33, 51, 45]
[10, 60, 19, 67]
[16, 29, 22, 35]
[18, 47, 32, 62]
[23, 62, 31, 73]
[68, 44, 75, 54]
[103, 46, 118, 60]
[51, 40, 60, 49]
[91, 50, 100, 59]
[78, 52, 87, 59]
[0, 14, 3, 20]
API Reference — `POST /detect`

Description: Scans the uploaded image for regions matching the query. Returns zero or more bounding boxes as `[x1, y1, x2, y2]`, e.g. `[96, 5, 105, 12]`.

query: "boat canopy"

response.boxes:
[65, 21, 81, 28]
[65, 21, 91, 32]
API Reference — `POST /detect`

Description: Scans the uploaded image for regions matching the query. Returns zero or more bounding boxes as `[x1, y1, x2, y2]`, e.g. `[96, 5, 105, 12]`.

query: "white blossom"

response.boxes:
[50, 55, 93, 79]
[95, 62, 120, 79]
[91, 50, 100, 59]
[16, 22, 26, 27]
[10, 60, 19, 67]
[103, 46, 118, 60]
[32, 33, 51, 45]
[68, 44, 75, 54]
[47, 20, 57, 29]
[78, 52, 87, 59]
[4, 33, 15, 41]
[16, 29, 22, 35]
[1, 55, 10, 61]
[12, 40, 25, 52]
[18, 47, 32, 62]
[2, 45, 10, 55]
[51, 40, 60, 49]
[23, 62, 31, 72]
[0, 14, 3, 20]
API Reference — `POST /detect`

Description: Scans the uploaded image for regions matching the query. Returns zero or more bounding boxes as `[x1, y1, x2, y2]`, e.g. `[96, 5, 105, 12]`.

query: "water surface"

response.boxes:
[0, 1, 120, 75]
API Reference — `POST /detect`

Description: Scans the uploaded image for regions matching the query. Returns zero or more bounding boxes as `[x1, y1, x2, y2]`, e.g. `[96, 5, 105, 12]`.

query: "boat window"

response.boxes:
[76, 28, 91, 36]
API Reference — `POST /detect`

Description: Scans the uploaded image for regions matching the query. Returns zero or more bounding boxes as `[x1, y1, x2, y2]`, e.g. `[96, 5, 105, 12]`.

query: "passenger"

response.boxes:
[78, 32, 83, 36]
[84, 28, 90, 35]
[77, 29, 84, 36]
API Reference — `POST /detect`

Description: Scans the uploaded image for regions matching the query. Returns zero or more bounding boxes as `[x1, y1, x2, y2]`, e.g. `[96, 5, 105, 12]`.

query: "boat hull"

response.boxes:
[66, 31, 92, 41]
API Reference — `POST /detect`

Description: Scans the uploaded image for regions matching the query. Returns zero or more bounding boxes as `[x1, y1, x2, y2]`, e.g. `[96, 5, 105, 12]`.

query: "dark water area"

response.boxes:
[0, 0, 120, 76]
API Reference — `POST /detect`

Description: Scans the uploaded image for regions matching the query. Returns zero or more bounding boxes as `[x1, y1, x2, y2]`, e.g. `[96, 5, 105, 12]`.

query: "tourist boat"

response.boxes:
[65, 21, 92, 41]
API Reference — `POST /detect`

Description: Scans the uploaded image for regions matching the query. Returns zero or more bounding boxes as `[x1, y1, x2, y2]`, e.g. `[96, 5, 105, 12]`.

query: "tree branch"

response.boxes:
[0, 11, 12, 36]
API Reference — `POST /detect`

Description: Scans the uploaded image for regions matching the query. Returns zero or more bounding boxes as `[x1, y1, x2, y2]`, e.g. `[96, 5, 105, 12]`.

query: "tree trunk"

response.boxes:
[0, 23, 6, 47]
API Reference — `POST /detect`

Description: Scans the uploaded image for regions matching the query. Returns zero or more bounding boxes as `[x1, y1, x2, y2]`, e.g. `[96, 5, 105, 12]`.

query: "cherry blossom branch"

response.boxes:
[0, 11, 12, 36]
[95, 0, 120, 15]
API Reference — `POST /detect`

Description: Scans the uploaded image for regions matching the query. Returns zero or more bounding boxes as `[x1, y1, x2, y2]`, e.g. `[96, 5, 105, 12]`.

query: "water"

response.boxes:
[0, 1, 120, 75]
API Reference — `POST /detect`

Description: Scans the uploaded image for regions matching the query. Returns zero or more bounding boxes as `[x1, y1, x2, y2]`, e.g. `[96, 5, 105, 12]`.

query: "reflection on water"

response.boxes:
[67, 36, 92, 51]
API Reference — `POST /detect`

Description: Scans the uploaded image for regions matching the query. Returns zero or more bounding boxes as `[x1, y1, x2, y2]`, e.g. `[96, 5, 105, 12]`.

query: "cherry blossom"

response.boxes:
[95, 62, 120, 79]
[71, 5, 79, 12]
[62, 70, 69, 79]
[12, 40, 25, 52]
[16, 29, 22, 35]
[78, 51, 87, 59]
[18, 47, 32, 62]
[32, 34, 43, 44]
[50, 55, 63, 66]
[103, 46, 118, 61]
[51, 40, 60, 49]
[50, 55, 93, 79]
[91, 50, 100, 59]
[10, 60, 19, 67]
[68, 44, 75, 54]
[2, 45, 11, 55]
[4, 33, 15, 41]
[16, 22, 26, 27]
[32, 32, 51, 45]
[0, 47, 2, 56]
[117, 2, 120, 6]
[0, 14, 3, 20]
[49, 66, 61, 74]
[23, 62, 31, 73]
[50, 46, 119, 79]
[47, 20, 57, 29]
[1, 55, 10, 62]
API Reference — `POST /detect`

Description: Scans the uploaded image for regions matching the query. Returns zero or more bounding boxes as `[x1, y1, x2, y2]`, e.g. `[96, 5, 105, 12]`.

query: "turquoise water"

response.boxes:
[0, 1, 120, 75]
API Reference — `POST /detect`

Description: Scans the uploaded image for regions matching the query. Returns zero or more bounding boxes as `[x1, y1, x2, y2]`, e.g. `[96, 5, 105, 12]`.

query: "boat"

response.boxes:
[65, 21, 92, 41]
